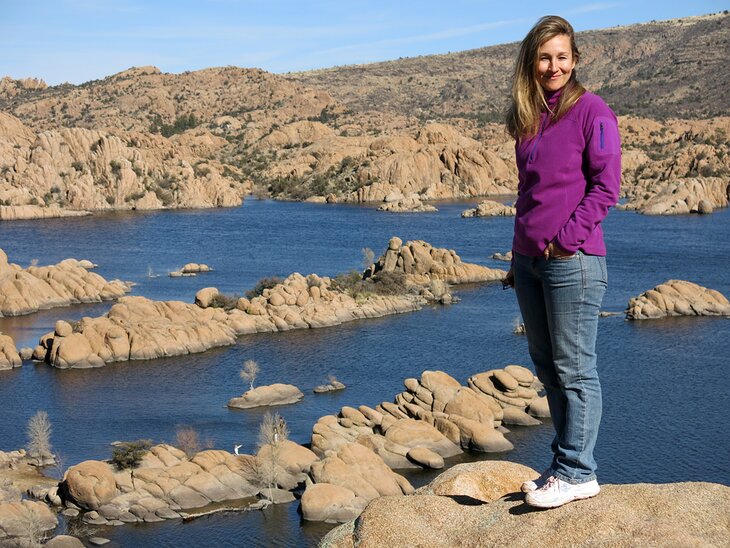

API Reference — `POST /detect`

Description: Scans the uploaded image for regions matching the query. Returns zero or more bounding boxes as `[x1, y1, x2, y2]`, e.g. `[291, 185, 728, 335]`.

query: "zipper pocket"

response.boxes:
[599, 122, 605, 151]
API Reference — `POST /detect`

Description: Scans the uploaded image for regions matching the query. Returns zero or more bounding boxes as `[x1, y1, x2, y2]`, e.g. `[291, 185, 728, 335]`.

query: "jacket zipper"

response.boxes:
[599, 122, 605, 150]
[528, 114, 548, 162]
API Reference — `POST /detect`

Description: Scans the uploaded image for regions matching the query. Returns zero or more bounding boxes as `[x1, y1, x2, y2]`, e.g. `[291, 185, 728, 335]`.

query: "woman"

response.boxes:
[504, 15, 621, 509]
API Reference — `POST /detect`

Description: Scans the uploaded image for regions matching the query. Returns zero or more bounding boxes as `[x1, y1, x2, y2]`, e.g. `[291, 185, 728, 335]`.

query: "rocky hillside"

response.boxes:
[0, 66, 332, 137]
[289, 13, 730, 123]
[0, 14, 727, 215]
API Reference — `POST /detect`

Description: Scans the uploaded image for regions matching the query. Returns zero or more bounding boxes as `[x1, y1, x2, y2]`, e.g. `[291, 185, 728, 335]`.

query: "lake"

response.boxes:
[1, 199, 728, 546]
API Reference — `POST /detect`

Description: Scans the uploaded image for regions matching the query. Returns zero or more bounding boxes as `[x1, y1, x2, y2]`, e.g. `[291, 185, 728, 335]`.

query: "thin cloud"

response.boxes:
[309, 17, 526, 58]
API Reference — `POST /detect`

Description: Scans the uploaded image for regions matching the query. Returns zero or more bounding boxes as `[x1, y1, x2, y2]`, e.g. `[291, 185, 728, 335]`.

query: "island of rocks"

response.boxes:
[626, 279, 730, 319]
[30, 238, 506, 368]
[228, 384, 304, 409]
[301, 366, 547, 522]
[461, 199, 515, 218]
[0, 248, 130, 317]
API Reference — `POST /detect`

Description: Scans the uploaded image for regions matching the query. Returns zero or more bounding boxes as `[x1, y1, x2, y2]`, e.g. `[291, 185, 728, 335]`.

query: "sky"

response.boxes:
[1, 0, 726, 85]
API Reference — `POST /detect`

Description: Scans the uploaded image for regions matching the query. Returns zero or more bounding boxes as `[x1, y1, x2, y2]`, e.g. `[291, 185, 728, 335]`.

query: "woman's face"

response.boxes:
[536, 34, 576, 92]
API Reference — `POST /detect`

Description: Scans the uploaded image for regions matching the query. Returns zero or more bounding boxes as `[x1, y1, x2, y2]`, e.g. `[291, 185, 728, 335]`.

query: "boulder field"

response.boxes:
[319, 461, 730, 548]
[310, 368, 546, 472]
[33, 239, 506, 368]
[0, 248, 130, 317]
[626, 280, 730, 319]
[300, 367, 547, 523]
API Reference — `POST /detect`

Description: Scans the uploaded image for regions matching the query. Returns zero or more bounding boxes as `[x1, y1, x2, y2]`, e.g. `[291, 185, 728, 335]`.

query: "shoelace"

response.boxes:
[539, 476, 559, 491]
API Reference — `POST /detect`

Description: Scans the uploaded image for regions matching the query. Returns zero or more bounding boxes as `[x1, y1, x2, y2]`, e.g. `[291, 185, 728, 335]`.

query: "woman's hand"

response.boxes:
[503, 267, 515, 289]
[544, 241, 574, 259]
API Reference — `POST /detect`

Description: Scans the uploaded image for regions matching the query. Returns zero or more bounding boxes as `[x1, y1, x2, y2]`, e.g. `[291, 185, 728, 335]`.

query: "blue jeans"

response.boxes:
[514, 251, 607, 484]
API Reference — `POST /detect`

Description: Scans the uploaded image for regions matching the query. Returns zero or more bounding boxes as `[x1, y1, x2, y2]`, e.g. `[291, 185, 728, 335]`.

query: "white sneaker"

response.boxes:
[525, 476, 600, 508]
[521, 468, 553, 493]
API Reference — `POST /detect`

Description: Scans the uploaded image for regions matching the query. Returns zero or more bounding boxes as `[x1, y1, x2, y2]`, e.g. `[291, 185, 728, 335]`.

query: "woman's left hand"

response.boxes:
[544, 241, 574, 259]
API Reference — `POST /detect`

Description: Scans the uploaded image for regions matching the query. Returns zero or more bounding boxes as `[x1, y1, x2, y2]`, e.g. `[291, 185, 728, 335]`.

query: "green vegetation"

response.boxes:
[149, 113, 199, 137]
[208, 292, 240, 310]
[245, 276, 284, 299]
[110, 439, 152, 470]
[332, 270, 411, 302]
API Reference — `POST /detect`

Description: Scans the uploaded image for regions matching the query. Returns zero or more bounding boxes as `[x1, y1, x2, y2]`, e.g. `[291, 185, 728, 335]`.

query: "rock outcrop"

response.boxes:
[0, 333, 20, 370]
[0, 111, 245, 216]
[33, 272, 424, 367]
[461, 199, 516, 217]
[0, 248, 130, 317]
[365, 237, 506, 285]
[621, 177, 728, 215]
[310, 368, 545, 471]
[58, 442, 318, 526]
[264, 123, 517, 203]
[35, 239, 503, 368]
[228, 384, 304, 409]
[377, 194, 437, 213]
[61, 445, 257, 522]
[626, 280, 730, 320]
[320, 462, 730, 548]
[301, 443, 413, 523]
[314, 378, 346, 393]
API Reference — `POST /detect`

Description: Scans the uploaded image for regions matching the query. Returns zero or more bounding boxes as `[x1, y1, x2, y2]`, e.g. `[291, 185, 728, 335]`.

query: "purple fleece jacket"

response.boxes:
[512, 88, 621, 257]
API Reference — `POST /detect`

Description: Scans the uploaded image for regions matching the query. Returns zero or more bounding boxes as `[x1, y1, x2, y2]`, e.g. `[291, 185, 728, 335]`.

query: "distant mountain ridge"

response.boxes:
[287, 12, 730, 121]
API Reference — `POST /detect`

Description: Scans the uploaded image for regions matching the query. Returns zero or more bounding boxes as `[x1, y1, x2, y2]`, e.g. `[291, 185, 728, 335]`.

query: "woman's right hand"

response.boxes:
[503, 267, 515, 289]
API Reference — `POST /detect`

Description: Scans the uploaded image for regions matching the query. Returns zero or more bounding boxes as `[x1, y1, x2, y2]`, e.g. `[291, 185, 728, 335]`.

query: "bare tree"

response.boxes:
[239, 359, 260, 390]
[361, 247, 375, 269]
[255, 412, 289, 499]
[26, 410, 53, 465]
[176, 426, 201, 458]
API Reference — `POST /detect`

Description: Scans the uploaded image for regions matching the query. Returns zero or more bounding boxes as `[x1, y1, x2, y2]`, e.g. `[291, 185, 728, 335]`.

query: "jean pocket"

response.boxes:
[552, 253, 577, 260]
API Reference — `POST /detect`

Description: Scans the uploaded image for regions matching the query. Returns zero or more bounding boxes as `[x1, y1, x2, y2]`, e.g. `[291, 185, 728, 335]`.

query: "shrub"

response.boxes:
[208, 292, 239, 310]
[370, 271, 410, 296]
[110, 439, 152, 470]
[245, 276, 284, 299]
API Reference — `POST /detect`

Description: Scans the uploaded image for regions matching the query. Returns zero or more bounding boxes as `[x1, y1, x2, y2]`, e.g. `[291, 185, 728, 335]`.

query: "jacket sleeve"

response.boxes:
[554, 99, 621, 253]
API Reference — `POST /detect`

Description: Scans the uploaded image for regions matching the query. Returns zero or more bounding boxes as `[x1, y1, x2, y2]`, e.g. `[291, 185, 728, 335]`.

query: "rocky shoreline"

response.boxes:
[0, 248, 130, 318]
[28, 239, 505, 369]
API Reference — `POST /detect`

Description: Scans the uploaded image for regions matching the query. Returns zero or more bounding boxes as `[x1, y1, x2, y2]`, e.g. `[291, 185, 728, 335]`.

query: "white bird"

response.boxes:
[233, 444, 242, 455]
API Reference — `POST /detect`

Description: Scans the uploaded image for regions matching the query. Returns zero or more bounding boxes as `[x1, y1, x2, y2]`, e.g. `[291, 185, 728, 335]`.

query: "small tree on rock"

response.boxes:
[240, 359, 260, 391]
[26, 410, 53, 465]
[256, 412, 289, 499]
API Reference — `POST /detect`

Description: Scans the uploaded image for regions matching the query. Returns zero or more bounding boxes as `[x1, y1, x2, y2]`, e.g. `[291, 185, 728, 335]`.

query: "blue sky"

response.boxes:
[1, 1, 726, 85]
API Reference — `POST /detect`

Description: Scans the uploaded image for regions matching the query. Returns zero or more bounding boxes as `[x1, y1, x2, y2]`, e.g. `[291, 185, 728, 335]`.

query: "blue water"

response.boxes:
[1, 200, 729, 547]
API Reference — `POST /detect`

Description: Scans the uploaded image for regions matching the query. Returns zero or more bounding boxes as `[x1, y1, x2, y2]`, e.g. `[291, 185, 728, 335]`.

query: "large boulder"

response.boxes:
[63, 461, 118, 510]
[0, 333, 21, 370]
[626, 280, 730, 319]
[302, 443, 413, 523]
[321, 464, 730, 547]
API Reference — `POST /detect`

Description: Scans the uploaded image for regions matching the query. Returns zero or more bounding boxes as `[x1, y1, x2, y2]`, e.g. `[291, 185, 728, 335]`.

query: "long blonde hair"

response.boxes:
[506, 15, 585, 140]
